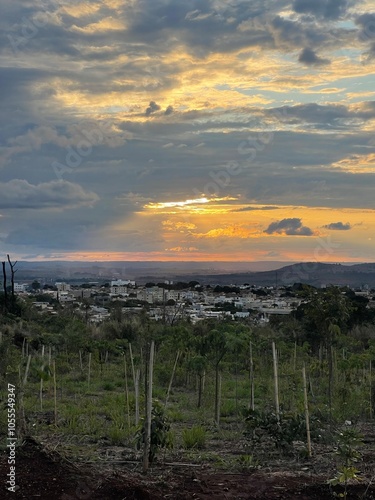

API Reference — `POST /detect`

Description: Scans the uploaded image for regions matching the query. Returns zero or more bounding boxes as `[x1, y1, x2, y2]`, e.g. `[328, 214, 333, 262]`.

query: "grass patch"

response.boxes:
[182, 426, 206, 449]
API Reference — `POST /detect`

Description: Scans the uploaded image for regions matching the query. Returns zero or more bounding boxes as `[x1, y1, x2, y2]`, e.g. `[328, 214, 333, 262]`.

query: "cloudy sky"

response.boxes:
[1, 0, 375, 262]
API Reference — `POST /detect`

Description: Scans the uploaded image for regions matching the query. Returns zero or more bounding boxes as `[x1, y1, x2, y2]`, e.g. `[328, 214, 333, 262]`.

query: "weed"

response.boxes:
[236, 454, 260, 470]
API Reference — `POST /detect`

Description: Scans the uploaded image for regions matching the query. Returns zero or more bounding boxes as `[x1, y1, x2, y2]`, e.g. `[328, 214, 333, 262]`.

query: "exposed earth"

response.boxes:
[2, 431, 375, 500]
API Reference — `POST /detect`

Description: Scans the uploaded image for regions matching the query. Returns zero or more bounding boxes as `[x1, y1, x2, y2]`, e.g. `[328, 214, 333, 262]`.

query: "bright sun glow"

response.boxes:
[144, 196, 238, 210]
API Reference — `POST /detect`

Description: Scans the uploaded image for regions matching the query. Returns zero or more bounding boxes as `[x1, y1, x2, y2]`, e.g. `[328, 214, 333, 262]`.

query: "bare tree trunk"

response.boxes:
[7, 254, 17, 304]
[2, 261, 8, 310]
[197, 375, 203, 408]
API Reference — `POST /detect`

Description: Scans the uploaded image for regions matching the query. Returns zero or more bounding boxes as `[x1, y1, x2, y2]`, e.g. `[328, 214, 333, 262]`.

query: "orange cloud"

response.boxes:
[194, 225, 261, 239]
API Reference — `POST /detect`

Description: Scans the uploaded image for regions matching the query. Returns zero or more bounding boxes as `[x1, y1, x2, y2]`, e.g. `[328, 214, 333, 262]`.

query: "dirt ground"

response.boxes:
[2, 432, 375, 500]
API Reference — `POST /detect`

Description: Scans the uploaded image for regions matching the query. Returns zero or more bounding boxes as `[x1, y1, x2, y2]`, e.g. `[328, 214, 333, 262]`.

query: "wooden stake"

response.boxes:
[40, 346, 45, 411]
[135, 368, 140, 426]
[124, 353, 131, 428]
[23, 354, 31, 386]
[87, 352, 92, 389]
[165, 350, 180, 408]
[129, 343, 136, 388]
[302, 364, 312, 457]
[79, 350, 83, 371]
[370, 360, 373, 420]
[143, 341, 155, 473]
[272, 342, 280, 422]
[249, 341, 255, 411]
[17, 355, 31, 438]
[216, 373, 222, 427]
[53, 360, 58, 427]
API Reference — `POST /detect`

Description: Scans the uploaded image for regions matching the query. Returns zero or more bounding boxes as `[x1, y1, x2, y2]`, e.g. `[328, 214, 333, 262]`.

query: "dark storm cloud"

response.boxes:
[292, 0, 351, 20]
[355, 13, 375, 59]
[356, 13, 375, 39]
[264, 218, 314, 236]
[145, 101, 161, 116]
[265, 102, 375, 129]
[0, 67, 52, 128]
[271, 15, 323, 47]
[165, 105, 174, 115]
[0, 180, 99, 209]
[233, 206, 280, 212]
[323, 222, 352, 230]
[125, 0, 277, 55]
[298, 47, 330, 65]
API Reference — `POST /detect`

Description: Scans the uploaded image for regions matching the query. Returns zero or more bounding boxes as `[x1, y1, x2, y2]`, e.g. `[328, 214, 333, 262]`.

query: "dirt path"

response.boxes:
[2, 437, 375, 499]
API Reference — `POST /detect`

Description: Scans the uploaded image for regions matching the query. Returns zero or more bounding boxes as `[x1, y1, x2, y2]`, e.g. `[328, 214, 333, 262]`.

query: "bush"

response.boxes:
[244, 409, 321, 452]
[102, 382, 115, 391]
[182, 426, 206, 449]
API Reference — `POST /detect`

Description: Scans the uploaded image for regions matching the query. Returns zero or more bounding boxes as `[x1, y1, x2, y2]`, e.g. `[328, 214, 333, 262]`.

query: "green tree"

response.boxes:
[31, 280, 41, 291]
[296, 287, 352, 420]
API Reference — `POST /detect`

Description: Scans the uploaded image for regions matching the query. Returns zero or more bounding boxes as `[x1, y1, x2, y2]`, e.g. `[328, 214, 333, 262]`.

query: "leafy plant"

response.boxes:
[136, 404, 173, 463]
[244, 408, 320, 452]
[327, 428, 363, 498]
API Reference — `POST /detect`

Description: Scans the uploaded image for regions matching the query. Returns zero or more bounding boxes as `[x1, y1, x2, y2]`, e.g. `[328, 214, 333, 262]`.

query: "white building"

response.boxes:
[14, 283, 28, 292]
[55, 282, 71, 291]
[110, 285, 130, 296]
[110, 279, 136, 287]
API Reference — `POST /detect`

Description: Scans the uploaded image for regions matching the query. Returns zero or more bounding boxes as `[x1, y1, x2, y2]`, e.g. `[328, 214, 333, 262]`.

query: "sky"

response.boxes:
[1, 0, 375, 263]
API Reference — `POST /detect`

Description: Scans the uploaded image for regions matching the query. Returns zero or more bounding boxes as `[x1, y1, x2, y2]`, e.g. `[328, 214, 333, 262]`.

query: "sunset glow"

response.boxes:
[1, 1, 375, 262]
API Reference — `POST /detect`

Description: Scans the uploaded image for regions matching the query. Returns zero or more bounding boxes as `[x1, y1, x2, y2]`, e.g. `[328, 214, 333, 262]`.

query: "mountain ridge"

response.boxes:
[9, 260, 375, 287]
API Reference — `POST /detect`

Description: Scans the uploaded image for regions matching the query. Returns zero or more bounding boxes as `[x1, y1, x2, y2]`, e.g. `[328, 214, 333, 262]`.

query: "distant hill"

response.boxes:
[172, 262, 375, 288]
[12, 260, 292, 281]
[10, 260, 375, 288]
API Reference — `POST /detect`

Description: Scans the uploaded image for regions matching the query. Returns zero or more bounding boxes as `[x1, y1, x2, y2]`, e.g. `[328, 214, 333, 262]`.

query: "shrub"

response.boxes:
[244, 409, 321, 452]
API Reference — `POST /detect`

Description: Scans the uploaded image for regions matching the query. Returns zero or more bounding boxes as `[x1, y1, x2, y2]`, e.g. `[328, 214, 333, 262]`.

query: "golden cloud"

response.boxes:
[194, 225, 261, 239]
[331, 153, 375, 173]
